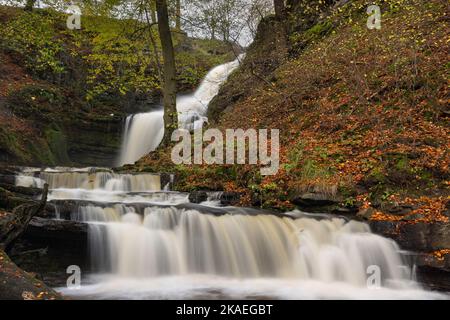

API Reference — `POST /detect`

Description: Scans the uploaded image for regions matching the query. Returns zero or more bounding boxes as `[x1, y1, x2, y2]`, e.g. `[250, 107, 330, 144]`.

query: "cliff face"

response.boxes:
[0, 55, 124, 166]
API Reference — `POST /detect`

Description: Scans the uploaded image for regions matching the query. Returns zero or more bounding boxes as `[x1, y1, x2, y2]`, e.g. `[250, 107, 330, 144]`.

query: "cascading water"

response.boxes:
[16, 168, 445, 299]
[117, 110, 164, 166]
[77, 206, 410, 282]
[15, 167, 161, 192]
[117, 55, 244, 166]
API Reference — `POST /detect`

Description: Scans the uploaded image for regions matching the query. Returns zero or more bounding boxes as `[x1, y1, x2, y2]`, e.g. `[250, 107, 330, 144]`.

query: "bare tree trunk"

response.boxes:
[274, 0, 285, 19]
[150, 0, 157, 23]
[24, 0, 36, 11]
[156, 0, 178, 147]
[175, 0, 182, 31]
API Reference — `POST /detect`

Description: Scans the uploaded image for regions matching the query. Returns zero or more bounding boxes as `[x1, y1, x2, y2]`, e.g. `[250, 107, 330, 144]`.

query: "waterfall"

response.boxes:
[117, 55, 244, 166]
[15, 175, 45, 188]
[29, 167, 442, 299]
[78, 206, 411, 283]
[117, 111, 164, 167]
[15, 168, 161, 192]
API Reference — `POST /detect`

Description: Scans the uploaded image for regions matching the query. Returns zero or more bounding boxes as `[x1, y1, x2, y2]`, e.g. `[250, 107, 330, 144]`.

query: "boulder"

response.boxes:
[220, 192, 240, 206]
[381, 202, 416, 215]
[292, 192, 339, 206]
[357, 207, 377, 220]
[291, 191, 345, 213]
[188, 191, 208, 204]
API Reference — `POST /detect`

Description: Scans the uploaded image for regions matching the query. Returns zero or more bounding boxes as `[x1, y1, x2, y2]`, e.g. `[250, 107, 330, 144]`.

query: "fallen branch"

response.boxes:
[0, 184, 48, 252]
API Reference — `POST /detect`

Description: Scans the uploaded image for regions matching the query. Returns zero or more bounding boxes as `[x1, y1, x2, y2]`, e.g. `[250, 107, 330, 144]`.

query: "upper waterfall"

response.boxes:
[117, 55, 244, 166]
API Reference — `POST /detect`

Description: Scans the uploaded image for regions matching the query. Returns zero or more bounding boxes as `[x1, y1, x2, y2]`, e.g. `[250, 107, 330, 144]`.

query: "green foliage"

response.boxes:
[81, 16, 160, 101]
[300, 159, 331, 180]
[304, 21, 333, 39]
[1, 11, 64, 75]
[0, 7, 235, 104]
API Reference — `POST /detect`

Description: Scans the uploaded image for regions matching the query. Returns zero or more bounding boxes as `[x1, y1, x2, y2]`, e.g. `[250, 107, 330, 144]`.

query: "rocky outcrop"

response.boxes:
[0, 249, 62, 300]
[188, 191, 208, 204]
[369, 219, 450, 290]
[25, 217, 88, 245]
[64, 116, 123, 167]
[369, 220, 450, 252]
[290, 190, 358, 215]
[220, 192, 241, 206]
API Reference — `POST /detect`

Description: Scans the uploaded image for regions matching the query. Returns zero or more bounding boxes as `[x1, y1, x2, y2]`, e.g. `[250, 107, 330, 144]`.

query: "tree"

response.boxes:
[150, 0, 157, 23]
[183, 0, 273, 44]
[24, 0, 36, 11]
[175, 0, 181, 31]
[156, 0, 178, 146]
[274, 0, 284, 19]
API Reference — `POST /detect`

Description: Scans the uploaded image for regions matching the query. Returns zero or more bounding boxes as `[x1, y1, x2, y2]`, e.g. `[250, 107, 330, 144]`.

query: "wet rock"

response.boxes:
[369, 220, 450, 252]
[220, 192, 240, 206]
[25, 217, 88, 244]
[414, 252, 450, 291]
[0, 188, 38, 211]
[160, 173, 175, 190]
[188, 191, 208, 204]
[0, 182, 43, 197]
[0, 174, 16, 185]
[416, 252, 450, 272]
[0, 167, 18, 176]
[331, 206, 359, 215]
[401, 213, 424, 221]
[357, 207, 377, 220]
[0, 249, 62, 300]
[381, 202, 416, 215]
[291, 191, 344, 213]
[292, 192, 339, 206]
[444, 201, 450, 218]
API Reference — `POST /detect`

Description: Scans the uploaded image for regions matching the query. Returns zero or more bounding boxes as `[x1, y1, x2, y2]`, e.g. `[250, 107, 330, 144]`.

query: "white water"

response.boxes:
[77, 206, 410, 281]
[15, 167, 161, 192]
[13, 168, 444, 299]
[117, 56, 244, 166]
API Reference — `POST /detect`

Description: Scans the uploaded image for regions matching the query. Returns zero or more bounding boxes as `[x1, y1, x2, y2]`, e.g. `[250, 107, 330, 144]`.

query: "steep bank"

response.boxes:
[0, 6, 238, 166]
[136, 0, 449, 273]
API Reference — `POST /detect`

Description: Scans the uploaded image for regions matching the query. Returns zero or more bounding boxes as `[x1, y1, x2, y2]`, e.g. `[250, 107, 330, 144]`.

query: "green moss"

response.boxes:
[44, 127, 70, 164]
[395, 156, 409, 171]
[305, 21, 333, 38]
[0, 127, 31, 162]
[368, 167, 386, 185]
